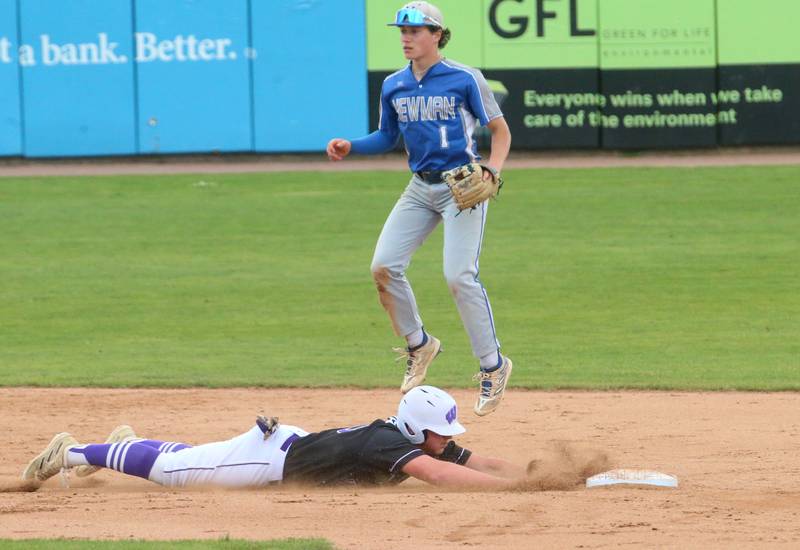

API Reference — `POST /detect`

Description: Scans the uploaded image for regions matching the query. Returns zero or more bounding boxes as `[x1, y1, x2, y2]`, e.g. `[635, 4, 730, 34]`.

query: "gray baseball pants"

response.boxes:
[370, 175, 500, 359]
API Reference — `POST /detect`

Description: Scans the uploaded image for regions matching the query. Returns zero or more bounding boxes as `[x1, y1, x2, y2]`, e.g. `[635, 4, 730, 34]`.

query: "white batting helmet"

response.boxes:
[396, 385, 465, 444]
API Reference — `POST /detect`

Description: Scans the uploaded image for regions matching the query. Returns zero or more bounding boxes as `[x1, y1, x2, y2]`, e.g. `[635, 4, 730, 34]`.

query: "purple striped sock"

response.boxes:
[71, 443, 113, 466]
[70, 442, 160, 480]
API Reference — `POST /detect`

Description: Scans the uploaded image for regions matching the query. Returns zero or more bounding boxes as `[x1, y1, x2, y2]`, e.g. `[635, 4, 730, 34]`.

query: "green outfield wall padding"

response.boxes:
[717, 0, 800, 65]
[598, 0, 716, 69]
[483, 0, 598, 69]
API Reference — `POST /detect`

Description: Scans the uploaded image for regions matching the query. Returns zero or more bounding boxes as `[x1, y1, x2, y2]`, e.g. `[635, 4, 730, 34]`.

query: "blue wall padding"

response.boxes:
[0, 0, 22, 156]
[135, 0, 253, 154]
[250, 0, 368, 152]
[18, 0, 137, 157]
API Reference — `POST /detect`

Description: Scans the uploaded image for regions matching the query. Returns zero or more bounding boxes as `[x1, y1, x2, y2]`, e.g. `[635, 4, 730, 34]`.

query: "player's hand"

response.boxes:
[482, 164, 501, 182]
[326, 138, 352, 161]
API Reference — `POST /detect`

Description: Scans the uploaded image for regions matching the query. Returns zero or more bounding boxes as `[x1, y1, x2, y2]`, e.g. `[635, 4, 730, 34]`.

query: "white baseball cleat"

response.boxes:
[395, 335, 442, 393]
[21, 432, 79, 482]
[473, 356, 513, 416]
[75, 424, 138, 478]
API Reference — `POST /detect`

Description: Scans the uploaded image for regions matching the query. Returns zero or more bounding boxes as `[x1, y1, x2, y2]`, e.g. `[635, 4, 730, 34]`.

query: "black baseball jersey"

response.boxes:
[281, 419, 471, 486]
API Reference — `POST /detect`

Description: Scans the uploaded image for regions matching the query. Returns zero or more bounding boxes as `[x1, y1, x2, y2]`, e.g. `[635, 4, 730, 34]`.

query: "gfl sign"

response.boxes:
[489, 0, 596, 38]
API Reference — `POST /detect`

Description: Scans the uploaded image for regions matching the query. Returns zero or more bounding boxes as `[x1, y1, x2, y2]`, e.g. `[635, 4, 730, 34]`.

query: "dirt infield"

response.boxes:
[2, 388, 799, 549]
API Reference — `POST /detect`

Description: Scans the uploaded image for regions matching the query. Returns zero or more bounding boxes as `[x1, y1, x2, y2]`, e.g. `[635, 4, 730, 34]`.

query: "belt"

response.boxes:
[280, 433, 300, 452]
[415, 170, 445, 184]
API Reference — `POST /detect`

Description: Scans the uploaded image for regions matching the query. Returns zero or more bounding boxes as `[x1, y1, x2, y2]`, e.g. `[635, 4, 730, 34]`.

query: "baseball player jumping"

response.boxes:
[22, 386, 527, 489]
[326, 2, 513, 415]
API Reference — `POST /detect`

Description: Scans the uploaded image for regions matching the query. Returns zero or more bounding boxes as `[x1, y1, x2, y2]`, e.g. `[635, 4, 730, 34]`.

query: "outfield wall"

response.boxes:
[368, 0, 800, 150]
[1, 0, 797, 157]
[0, 0, 369, 157]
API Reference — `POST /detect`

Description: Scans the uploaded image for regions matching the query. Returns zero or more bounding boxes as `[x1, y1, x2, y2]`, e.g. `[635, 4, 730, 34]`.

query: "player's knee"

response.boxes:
[371, 262, 386, 278]
[372, 265, 392, 288]
[444, 269, 477, 293]
[372, 258, 405, 278]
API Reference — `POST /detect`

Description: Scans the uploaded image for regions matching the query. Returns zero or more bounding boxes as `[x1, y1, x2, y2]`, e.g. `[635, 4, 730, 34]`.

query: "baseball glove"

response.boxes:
[256, 415, 279, 439]
[442, 162, 503, 211]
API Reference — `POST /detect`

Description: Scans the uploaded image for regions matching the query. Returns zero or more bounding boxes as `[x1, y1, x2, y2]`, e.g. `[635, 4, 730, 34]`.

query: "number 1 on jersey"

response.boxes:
[439, 126, 449, 149]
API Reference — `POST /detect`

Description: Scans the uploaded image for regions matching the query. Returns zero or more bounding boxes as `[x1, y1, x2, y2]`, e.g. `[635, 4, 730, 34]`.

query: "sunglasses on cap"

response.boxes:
[388, 7, 443, 28]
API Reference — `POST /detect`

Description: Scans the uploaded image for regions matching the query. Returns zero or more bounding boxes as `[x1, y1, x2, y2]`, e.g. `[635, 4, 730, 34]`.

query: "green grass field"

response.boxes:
[1, 165, 798, 390]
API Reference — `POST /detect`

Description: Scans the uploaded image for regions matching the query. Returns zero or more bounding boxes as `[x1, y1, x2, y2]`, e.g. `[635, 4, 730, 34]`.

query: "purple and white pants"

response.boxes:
[67, 424, 307, 488]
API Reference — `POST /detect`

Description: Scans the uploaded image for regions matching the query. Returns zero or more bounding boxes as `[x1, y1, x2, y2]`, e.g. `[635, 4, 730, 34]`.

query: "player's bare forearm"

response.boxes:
[465, 454, 527, 479]
[402, 455, 515, 489]
[485, 116, 511, 173]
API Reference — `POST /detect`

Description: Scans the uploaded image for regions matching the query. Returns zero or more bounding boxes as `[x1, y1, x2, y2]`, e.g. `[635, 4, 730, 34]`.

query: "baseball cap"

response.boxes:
[388, 2, 445, 29]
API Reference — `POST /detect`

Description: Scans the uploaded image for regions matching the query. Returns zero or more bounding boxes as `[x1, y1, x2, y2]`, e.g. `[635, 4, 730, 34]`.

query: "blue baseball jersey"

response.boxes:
[355, 59, 503, 173]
